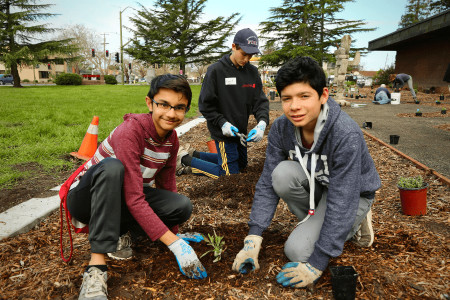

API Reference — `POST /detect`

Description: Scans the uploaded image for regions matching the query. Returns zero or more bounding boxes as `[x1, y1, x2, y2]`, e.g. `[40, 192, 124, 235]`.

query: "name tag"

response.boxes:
[225, 77, 236, 85]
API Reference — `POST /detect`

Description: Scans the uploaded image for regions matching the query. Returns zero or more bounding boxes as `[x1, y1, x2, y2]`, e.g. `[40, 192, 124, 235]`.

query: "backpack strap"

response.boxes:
[59, 162, 87, 263]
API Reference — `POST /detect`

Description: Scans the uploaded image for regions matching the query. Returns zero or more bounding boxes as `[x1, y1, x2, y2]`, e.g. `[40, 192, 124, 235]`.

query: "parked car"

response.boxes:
[0, 74, 14, 85]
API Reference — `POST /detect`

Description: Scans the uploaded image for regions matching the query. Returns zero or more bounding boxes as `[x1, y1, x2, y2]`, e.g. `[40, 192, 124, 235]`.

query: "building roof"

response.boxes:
[368, 9, 450, 51]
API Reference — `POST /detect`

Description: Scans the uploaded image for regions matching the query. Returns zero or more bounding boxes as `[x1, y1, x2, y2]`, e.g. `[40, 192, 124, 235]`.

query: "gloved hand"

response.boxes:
[247, 121, 267, 142]
[221, 122, 239, 137]
[176, 232, 204, 244]
[232, 235, 262, 274]
[168, 238, 207, 279]
[276, 262, 323, 288]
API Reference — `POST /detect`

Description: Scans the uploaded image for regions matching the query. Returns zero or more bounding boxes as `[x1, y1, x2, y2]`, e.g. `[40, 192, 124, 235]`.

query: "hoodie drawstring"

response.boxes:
[295, 145, 316, 226]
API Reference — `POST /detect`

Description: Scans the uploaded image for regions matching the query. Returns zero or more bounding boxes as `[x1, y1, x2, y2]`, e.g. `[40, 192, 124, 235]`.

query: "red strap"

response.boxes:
[59, 162, 88, 263]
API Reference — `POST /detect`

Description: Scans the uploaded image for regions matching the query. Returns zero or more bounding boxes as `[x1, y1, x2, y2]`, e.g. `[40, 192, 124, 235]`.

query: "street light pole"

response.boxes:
[120, 6, 134, 85]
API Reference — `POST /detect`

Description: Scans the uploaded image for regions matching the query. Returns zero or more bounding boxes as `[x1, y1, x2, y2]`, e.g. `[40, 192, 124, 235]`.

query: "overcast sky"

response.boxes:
[49, 0, 408, 71]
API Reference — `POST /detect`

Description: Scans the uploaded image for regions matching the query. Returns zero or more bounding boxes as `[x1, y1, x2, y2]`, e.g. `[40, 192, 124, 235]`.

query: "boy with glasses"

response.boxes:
[177, 28, 269, 178]
[62, 74, 207, 300]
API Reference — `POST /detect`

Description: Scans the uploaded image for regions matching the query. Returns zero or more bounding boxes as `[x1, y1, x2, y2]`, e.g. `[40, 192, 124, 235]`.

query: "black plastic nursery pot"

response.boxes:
[329, 266, 359, 300]
[442, 110, 447, 115]
[362, 121, 372, 129]
[440, 94, 445, 101]
[390, 135, 400, 144]
[415, 112, 422, 116]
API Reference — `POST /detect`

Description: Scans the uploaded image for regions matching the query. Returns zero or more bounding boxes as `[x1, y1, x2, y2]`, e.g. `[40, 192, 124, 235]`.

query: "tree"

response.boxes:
[126, 0, 241, 75]
[399, 0, 450, 28]
[58, 25, 112, 75]
[0, 0, 76, 87]
[259, 0, 375, 67]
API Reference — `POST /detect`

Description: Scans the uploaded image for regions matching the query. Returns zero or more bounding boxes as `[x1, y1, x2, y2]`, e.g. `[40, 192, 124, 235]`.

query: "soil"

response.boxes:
[1, 94, 449, 299]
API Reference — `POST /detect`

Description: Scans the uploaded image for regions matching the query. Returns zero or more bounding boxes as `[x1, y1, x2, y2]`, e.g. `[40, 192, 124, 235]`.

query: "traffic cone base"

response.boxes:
[70, 116, 99, 161]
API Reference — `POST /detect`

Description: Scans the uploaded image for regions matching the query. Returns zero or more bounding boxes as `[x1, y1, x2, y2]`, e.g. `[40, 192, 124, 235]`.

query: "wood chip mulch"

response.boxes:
[1, 110, 449, 299]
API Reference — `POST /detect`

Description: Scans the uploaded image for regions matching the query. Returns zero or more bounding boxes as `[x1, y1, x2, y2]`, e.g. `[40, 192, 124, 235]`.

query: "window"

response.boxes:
[39, 71, 49, 79]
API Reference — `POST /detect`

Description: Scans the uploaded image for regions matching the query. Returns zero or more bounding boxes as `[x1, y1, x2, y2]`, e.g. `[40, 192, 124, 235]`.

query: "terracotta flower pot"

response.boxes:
[207, 140, 217, 153]
[398, 183, 428, 216]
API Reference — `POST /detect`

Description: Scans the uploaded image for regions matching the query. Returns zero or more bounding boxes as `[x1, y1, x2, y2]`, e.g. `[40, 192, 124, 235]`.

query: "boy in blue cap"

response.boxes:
[177, 28, 269, 178]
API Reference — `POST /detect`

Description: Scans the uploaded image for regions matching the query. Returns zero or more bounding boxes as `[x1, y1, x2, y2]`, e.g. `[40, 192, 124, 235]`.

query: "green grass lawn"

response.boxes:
[0, 84, 201, 189]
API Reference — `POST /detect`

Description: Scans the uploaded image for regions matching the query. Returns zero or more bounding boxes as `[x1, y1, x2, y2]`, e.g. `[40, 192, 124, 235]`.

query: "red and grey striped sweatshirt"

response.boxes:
[70, 113, 179, 241]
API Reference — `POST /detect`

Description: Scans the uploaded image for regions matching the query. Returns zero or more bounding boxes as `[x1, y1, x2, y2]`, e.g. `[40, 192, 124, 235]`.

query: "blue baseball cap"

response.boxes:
[233, 28, 260, 54]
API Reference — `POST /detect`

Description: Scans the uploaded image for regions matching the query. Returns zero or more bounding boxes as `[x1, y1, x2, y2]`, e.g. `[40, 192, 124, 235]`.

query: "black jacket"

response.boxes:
[199, 54, 269, 142]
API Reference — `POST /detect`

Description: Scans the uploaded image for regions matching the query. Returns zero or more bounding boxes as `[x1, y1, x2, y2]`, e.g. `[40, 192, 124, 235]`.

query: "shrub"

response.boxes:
[373, 65, 395, 85]
[22, 79, 30, 83]
[55, 73, 82, 85]
[104, 75, 118, 85]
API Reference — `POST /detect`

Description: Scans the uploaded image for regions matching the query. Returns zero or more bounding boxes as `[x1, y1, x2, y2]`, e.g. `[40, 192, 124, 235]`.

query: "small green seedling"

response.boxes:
[200, 230, 226, 262]
[398, 175, 424, 189]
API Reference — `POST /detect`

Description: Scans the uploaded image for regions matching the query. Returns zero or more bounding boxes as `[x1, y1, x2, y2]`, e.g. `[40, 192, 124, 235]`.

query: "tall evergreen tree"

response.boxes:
[0, 0, 76, 87]
[126, 0, 240, 75]
[259, 0, 375, 67]
[398, 0, 433, 28]
[399, 0, 450, 28]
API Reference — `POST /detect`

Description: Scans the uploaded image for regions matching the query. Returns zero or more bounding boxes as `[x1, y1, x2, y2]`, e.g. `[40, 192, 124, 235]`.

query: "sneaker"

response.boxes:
[352, 209, 374, 247]
[107, 232, 133, 260]
[176, 144, 191, 176]
[79, 267, 107, 300]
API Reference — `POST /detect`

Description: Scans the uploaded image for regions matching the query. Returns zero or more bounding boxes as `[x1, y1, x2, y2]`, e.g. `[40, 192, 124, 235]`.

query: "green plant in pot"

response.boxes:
[397, 175, 428, 216]
[442, 107, 447, 115]
[415, 109, 422, 116]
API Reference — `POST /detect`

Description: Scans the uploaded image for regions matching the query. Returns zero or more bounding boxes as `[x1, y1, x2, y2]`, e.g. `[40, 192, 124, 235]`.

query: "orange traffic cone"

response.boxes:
[70, 116, 99, 161]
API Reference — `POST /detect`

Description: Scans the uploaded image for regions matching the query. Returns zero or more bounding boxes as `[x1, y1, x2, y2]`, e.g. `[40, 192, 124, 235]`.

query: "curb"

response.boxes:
[0, 117, 206, 241]
[362, 130, 450, 186]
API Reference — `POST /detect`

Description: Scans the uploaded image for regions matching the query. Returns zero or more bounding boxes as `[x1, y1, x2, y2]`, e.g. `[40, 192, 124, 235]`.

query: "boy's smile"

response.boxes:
[281, 82, 328, 132]
[145, 88, 188, 139]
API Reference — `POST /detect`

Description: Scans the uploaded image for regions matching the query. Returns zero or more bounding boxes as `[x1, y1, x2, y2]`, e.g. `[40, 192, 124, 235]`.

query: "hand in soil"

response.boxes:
[276, 262, 323, 288]
[168, 238, 207, 279]
[232, 235, 262, 274]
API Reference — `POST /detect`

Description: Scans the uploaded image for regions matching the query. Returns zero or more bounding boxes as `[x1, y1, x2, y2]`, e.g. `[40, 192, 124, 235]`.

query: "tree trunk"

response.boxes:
[11, 63, 22, 88]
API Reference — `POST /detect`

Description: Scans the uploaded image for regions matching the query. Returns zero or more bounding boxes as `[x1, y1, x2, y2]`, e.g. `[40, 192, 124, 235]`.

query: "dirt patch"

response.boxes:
[0, 110, 449, 299]
[434, 123, 450, 132]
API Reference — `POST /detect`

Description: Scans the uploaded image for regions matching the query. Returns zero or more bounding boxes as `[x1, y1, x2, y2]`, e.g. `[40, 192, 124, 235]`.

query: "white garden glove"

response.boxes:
[232, 235, 262, 274]
[276, 262, 323, 288]
[246, 121, 267, 142]
[168, 238, 207, 279]
[221, 122, 239, 137]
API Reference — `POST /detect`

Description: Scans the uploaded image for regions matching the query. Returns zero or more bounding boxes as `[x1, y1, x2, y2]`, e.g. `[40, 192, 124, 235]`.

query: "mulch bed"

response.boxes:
[1, 110, 449, 299]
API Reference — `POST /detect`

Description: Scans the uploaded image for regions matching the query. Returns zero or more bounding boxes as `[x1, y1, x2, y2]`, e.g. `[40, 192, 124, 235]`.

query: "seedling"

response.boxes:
[201, 230, 226, 262]
[398, 175, 424, 189]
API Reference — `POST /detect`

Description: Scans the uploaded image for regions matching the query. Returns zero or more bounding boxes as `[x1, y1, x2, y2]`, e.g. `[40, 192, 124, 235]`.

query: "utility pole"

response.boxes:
[100, 33, 110, 73]
[120, 6, 134, 85]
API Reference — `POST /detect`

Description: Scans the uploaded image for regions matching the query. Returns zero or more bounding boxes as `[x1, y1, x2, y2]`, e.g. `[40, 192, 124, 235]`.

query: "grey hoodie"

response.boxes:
[248, 97, 381, 270]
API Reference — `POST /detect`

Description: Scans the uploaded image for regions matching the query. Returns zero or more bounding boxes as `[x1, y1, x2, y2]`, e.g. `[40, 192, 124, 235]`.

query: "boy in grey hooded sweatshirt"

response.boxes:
[232, 56, 381, 288]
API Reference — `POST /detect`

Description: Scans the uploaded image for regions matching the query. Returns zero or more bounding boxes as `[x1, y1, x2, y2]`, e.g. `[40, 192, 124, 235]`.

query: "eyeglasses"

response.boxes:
[151, 99, 189, 114]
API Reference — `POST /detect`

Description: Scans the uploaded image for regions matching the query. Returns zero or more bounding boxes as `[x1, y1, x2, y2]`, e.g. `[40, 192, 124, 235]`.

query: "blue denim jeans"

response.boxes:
[373, 91, 391, 104]
[190, 140, 247, 179]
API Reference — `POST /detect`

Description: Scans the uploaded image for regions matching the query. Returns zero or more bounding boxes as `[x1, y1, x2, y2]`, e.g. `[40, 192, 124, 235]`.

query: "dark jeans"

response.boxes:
[67, 158, 192, 253]
[190, 140, 247, 178]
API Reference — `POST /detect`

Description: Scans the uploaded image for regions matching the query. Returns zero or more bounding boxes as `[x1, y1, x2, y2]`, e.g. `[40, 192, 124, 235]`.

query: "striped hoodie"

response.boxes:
[70, 113, 179, 241]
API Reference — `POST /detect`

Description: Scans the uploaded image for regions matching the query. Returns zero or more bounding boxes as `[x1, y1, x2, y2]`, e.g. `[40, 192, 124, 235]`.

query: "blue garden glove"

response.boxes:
[176, 232, 204, 244]
[247, 121, 267, 142]
[276, 262, 323, 288]
[232, 235, 262, 274]
[221, 122, 239, 137]
[168, 239, 207, 279]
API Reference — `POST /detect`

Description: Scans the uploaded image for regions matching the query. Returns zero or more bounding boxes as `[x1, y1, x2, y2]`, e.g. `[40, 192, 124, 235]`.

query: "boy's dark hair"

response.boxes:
[148, 74, 192, 108]
[275, 56, 326, 97]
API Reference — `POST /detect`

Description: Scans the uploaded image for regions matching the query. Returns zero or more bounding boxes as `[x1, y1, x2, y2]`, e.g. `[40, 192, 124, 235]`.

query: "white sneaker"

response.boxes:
[79, 267, 107, 300]
[107, 232, 133, 260]
[176, 144, 191, 175]
[352, 209, 374, 247]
